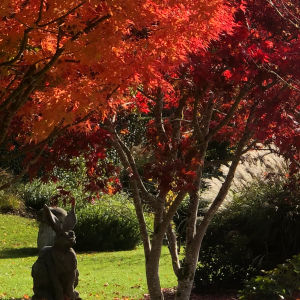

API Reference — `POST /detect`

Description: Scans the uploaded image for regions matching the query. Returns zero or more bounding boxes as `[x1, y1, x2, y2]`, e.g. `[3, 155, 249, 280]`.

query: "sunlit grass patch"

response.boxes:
[0, 214, 177, 300]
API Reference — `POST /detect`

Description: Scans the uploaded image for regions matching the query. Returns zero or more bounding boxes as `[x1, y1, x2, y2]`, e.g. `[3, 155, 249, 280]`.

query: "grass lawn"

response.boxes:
[0, 214, 177, 300]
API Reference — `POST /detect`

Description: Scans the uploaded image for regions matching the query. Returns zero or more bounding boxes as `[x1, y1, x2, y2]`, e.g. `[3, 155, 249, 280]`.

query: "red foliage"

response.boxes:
[2, 0, 300, 196]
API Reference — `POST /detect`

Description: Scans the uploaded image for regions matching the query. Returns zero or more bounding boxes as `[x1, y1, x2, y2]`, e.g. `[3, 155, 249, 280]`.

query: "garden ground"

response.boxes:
[0, 213, 239, 300]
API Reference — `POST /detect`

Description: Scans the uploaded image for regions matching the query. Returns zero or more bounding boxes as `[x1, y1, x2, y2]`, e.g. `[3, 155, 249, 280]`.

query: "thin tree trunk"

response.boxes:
[166, 223, 180, 275]
[175, 159, 242, 300]
[107, 126, 165, 299]
[146, 221, 169, 300]
[174, 207, 201, 300]
[146, 247, 164, 300]
[174, 131, 252, 300]
[175, 261, 197, 300]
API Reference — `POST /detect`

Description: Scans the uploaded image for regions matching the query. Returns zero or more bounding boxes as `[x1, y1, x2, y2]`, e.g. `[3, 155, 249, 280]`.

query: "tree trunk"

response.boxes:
[174, 129, 252, 300]
[146, 242, 165, 300]
[175, 213, 204, 300]
[146, 259, 164, 300]
[175, 255, 198, 300]
[176, 278, 194, 300]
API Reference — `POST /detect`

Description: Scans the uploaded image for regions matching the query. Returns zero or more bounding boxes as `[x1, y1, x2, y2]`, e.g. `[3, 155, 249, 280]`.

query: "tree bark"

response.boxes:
[107, 124, 165, 299]
[146, 246, 164, 300]
[166, 224, 180, 275]
[175, 269, 196, 300]
[174, 130, 252, 300]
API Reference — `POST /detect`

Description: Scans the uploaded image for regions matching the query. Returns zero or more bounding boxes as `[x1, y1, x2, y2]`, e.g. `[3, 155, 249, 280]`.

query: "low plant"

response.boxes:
[193, 151, 300, 291]
[21, 180, 57, 210]
[0, 191, 23, 212]
[239, 254, 300, 300]
[21, 157, 104, 210]
[194, 179, 300, 291]
[194, 215, 256, 292]
[74, 193, 146, 252]
[0, 168, 23, 213]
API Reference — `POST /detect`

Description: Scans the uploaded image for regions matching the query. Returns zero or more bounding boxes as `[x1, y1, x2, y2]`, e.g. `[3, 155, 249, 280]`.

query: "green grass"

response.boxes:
[0, 214, 177, 300]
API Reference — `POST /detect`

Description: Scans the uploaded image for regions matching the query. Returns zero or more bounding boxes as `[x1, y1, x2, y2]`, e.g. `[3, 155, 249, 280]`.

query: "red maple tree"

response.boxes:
[2, 1, 300, 300]
[83, 1, 300, 299]
[0, 0, 233, 192]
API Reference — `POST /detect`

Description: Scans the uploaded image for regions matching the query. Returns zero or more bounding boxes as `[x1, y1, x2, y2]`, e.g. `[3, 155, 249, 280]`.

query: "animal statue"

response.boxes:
[32, 204, 81, 300]
[36, 206, 67, 250]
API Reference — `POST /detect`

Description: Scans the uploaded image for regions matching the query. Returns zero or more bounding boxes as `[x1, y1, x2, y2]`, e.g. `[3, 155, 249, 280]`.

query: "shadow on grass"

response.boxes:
[0, 247, 38, 259]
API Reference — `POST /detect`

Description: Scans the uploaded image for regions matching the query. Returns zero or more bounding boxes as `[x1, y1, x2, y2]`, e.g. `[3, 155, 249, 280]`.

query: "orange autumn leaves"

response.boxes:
[0, 0, 234, 143]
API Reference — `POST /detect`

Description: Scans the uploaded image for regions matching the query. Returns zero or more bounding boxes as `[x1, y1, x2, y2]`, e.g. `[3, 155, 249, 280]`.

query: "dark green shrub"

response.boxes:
[240, 254, 300, 300]
[0, 191, 23, 212]
[21, 180, 56, 210]
[231, 181, 300, 270]
[194, 176, 300, 292]
[194, 218, 256, 292]
[0, 168, 24, 213]
[74, 194, 142, 252]
[173, 198, 210, 253]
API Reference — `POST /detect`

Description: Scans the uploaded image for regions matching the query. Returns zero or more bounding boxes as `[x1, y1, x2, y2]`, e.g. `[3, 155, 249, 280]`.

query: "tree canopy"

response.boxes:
[2, 1, 300, 300]
[0, 0, 233, 142]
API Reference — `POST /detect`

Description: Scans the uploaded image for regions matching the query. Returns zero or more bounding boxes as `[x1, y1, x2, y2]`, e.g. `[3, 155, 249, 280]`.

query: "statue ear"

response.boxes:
[43, 204, 62, 233]
[62, 205, 77, 231]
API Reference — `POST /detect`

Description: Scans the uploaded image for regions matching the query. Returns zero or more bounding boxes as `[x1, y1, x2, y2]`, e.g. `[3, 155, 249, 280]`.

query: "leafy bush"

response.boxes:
[0, 191, 23, 212]
[194, 216, 256, 292]
[21, 180, 57, 210]
[0, 168, 24, 212]
[240, 254, 300, 300]
[194, 173, 300, 292]
[173, 198, 210, 253]
[21, 177, 144, 252]
[21, 157, 105, 210]
[74, 193, 144, 252]
[229, 179, 300, 270]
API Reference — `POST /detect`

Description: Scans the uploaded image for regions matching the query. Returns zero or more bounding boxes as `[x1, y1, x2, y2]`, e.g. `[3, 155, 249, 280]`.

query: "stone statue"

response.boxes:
[32, 204, 81, 300]
[37, 206, 67, 250]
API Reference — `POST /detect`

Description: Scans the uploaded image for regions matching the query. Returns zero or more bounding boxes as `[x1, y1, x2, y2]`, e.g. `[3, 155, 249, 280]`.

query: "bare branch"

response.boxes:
[35, 0, 45, 25]
[153, 190, 169, 232]
[268, 0, 300, 29]
[201, 91, 215, 137]
[193, 96, 259, 248]
[0, 27, 33, 67]
[260, 63, 300, 92]
[137, 88, 156, 101]
[130, 179, 151, 256]
[105, 118, 151, 255]
[159, 191, 187, 235]
[106, 84, 120, 100]
[166, 224, 180, 275]
[192, 86, 209, 143]
[207, 84, 253, 140]
[154, 88, 168, 143]
[37, 2, 85, 27]
[172, 95, 187, 143]
[71, 14, 111, 41]
[186, 138, 209, 244]
[0, 76, 19, 108]
[193, 128, 253, 249]
[33, 47, 65, 79]
[105, 118, 156, 207]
